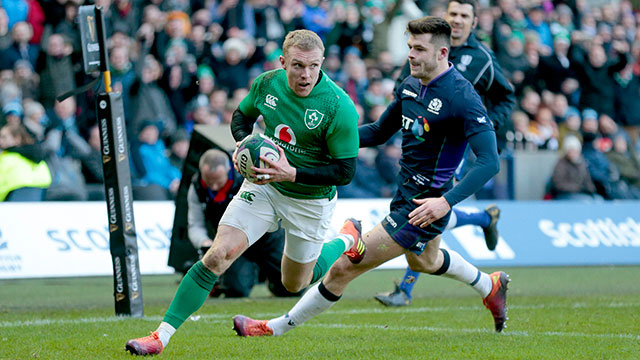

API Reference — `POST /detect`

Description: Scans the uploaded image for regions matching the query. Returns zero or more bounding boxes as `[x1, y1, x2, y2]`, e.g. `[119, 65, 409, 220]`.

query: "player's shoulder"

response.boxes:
[395, 76, 422, 99]
[321, 72, 357, 109]
[254, 69, 285, 87]
[448, 69, 483, 104]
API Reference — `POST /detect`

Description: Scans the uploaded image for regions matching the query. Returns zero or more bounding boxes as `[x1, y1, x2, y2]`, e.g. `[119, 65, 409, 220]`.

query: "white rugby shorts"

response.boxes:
[219, 181, 336, 263]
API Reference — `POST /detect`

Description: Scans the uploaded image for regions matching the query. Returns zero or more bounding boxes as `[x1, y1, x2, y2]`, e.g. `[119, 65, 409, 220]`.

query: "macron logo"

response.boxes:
[402, 89, 418, 98]
[476, 116, 487, 124]
[265, 94, 278, 110]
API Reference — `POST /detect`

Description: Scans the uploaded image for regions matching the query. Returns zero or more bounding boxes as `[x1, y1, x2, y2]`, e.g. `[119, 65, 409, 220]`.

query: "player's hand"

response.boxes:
[251, 146, 296, 184]
[408, 196, 451, 228]
[231, 137, 248, 173]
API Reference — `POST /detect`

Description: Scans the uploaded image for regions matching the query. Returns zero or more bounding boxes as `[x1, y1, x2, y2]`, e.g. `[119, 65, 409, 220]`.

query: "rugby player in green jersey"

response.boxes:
[125, 29, 366, 356]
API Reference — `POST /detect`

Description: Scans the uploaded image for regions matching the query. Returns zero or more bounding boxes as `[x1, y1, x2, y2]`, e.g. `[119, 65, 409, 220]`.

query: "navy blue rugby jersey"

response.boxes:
[363, 65, 494, 189]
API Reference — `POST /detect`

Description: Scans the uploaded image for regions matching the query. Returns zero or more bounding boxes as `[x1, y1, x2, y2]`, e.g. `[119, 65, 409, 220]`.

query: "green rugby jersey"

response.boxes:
[239, 69, 359, 199]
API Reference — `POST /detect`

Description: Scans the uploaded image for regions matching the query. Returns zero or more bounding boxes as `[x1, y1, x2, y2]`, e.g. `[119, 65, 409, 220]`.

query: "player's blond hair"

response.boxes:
[282, 30, 325, 57]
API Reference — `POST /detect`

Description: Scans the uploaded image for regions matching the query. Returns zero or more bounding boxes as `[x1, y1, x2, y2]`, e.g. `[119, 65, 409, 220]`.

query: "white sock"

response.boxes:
[441, 250, 492, 298]
[267, 283, 338, 336]
[156, 322, 176, 347]
[335, 234, 354, 251]
[445, 210, 458, 230]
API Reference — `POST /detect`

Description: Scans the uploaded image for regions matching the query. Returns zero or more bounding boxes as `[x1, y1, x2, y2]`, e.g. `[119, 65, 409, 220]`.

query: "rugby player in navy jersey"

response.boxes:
[232, 16, 510, 337]
[375, 0, 515, 308]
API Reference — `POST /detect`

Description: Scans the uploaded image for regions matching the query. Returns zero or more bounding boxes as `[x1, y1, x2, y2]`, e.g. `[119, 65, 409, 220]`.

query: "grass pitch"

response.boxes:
[1, 266, 639, 359]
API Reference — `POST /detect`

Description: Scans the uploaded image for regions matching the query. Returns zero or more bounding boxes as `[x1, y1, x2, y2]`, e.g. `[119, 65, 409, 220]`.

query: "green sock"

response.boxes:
[163, 260, 218, 329]
[311, 238, 347, 284]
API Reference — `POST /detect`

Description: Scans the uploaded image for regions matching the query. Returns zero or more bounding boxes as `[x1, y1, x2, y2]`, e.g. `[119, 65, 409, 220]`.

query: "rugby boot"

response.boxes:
[483, 271, 510, 332]
[233, 315, 274, 337]
[482, 204, 501, 251]
[341, 218, 366, 264]
[374, 281, 411, 307]
[125, 331, 163, 355]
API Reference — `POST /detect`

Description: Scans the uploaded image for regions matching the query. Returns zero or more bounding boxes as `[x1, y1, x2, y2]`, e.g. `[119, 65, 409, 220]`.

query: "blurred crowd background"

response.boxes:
[1, 0, 640, 202]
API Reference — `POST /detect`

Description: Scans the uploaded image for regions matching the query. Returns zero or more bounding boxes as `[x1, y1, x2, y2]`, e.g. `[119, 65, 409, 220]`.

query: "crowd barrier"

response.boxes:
[1, 200, 639, 279]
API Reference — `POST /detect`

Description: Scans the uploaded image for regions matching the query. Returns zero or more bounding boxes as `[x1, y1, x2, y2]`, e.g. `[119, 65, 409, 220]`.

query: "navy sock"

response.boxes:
[452, 208, 490, 228]
[398, 268, 420, 299]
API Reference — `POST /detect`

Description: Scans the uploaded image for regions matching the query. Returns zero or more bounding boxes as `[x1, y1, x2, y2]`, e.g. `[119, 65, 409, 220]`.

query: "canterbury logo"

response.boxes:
[239, 191, 255, 202]
[265, 94, 278, 110]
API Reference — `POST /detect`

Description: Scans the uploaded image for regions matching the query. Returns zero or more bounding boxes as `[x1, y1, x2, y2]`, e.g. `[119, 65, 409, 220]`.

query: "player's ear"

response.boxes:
[280, 55, 286, 69]
[439, 46, 449, 61]
[472, 16, 478, 29]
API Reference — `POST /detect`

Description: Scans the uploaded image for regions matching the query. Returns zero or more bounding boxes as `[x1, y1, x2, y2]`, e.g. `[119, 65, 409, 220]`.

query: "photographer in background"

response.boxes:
[187, 148, 302, 298]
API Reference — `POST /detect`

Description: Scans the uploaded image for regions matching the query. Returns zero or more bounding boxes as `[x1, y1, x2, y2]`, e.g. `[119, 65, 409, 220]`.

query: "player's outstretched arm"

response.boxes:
[443, 131, 500, 207]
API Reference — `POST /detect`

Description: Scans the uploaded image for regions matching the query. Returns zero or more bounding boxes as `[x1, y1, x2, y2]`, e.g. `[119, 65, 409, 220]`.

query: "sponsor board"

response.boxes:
[0, 202, 173, 279]
[2, 200, 639, 279]
[328, 200, 640, 268]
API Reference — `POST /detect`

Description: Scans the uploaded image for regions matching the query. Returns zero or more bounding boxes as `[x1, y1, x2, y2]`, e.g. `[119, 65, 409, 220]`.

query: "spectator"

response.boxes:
[614, 62, 640, 145]
[550, 93, 570, 124]
[42, 97, 90, 201]
[109, 45, 136, 118]
[581, 113, 627, 199]
[526, 5, 553, 54]
[169, 128, 189, 171]
[210, 0, 255, 39]
[25, 0, 45, 45]
[507, 110, 537, 151]
[557, 106, 582, 149]
[36, 33, 75, 109]
[110, 0, 141, 38]
[3, 0, 28, 30]
[129, 55, 177, 140]
[53, 1, 81, 57]
[13, 60, 38, 101]
[606, 134, 640, 198]
[572, 40, 629, 119]
[278, 0, 304, 34]
[251, 0, 285, 44]
[301, 0, 332, 41]
[0, 9, 12, 51]
[208, 88, 228, 121]
[538, 35, 576, 94]
[0, 21, 39, 71]
[214, 37, 250, 94]
[519, 88, 541, 121]
[529, 106, 559, 150]
[550, 135, 599, 201]
[496, 34, 528, 87]
[2, 101, 23, 126]
[130, 119, 181, 200]
[22, 99, 46, 141]
[0, 122, 51, 201]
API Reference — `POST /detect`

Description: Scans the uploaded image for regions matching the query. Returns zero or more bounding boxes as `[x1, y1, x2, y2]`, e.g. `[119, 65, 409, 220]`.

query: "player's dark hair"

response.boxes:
[448, 0, 477, 16]
[406, 16, 451, 49]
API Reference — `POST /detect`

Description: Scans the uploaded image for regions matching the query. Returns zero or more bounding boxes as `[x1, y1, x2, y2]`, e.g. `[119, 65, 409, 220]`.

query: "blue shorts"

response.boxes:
[381, 178, 451, 255]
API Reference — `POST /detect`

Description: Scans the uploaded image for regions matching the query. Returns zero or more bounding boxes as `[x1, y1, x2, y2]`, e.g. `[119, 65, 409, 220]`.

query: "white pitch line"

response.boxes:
[2, 302, 640, 342]
[306, 323, 640, 341]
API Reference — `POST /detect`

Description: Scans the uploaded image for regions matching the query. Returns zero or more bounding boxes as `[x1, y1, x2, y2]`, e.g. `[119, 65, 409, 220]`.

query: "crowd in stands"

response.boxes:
[1, 0, 640, 201]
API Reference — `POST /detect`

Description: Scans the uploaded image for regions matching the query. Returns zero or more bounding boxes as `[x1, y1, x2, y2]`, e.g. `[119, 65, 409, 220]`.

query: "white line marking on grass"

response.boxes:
[306, 323, 640, 341]
[3, 301, 640, 343]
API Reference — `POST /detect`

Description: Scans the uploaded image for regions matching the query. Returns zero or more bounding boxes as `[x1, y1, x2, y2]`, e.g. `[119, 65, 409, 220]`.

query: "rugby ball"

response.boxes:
[236, 133, 280, 182]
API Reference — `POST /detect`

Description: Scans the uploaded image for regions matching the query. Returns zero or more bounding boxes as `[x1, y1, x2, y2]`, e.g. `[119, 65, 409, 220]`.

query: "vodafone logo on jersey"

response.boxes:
[274, 124, 297, 145]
